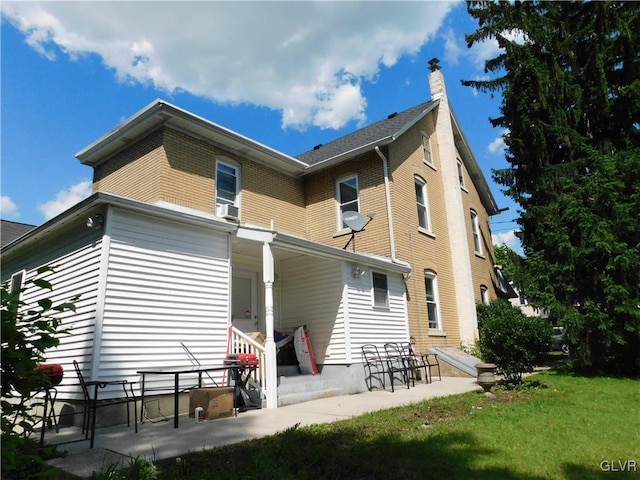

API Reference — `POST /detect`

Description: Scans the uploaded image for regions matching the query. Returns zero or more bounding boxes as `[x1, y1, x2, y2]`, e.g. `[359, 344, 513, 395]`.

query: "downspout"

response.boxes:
[374, 146, 398, 263]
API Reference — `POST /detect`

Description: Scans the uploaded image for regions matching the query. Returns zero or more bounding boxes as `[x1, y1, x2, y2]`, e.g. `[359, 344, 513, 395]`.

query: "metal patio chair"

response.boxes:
[384, 342, 413, 391]
[361, 344, 389, 391]
[73, 360, 138, 448]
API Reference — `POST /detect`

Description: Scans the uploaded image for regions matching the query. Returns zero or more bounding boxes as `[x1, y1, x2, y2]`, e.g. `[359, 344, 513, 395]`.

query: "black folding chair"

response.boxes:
[73, 360, 138, 448]
[384, 343, 412, 391]
[361, 344, 388, 391]
[399, 342, 427, 384]
[422, 351, 441, 383]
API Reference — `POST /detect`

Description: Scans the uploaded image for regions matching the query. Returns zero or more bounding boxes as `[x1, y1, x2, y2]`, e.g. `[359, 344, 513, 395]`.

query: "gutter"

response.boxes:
[374, 146, 398, 263]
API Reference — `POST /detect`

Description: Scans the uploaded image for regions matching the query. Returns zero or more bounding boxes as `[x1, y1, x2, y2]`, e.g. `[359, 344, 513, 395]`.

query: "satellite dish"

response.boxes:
[342, 211, 367, 232]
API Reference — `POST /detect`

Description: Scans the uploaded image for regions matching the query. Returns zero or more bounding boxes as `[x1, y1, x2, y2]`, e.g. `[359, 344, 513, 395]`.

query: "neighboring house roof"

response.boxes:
[1, 220, 36, 248]
[296, 101, 439, 168]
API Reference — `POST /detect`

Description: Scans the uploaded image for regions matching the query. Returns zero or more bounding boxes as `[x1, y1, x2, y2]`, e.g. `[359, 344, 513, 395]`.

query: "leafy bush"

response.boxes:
[1, 266, 76, 479]
[477, 300, 552, 384]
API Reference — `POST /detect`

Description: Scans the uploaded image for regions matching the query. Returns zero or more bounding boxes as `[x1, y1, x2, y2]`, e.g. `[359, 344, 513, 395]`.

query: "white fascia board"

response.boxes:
[1, 192, 237, 256]
[76, 99, 308, 176]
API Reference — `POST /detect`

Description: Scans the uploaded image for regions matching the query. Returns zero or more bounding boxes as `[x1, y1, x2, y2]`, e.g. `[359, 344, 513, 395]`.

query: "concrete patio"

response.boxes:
[44, 376, 480, 479]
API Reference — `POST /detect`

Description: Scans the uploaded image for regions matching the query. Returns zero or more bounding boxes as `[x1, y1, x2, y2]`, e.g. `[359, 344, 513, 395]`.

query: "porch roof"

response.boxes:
[236, 225, 411, 274]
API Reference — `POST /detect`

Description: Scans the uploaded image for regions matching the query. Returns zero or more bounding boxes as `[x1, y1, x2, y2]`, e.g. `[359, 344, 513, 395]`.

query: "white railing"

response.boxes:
[228, 326, 267, 400]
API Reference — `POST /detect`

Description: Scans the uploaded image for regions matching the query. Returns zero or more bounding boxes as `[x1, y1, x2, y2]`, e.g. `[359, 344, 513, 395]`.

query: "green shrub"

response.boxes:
[477, 300, 552, 384]
[1, 267, 76, 479]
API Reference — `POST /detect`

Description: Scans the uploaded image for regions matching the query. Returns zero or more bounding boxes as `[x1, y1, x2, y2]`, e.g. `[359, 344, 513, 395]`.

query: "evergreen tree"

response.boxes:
[464, 1, 640, 374]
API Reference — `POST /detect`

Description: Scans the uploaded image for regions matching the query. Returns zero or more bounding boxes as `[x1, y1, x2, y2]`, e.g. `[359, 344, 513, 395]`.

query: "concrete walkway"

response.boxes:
[46, 377, 479, 479]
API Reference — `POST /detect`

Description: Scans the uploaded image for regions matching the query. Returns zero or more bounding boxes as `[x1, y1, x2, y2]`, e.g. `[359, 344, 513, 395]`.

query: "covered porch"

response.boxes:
[227, 225, 412, 409]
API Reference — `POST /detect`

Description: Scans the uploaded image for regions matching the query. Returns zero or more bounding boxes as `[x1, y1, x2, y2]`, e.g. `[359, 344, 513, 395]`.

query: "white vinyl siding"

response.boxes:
[279, 257, 408, 365]
[4, 235, 105, 401]
[101, 209, 231, 392]
[348, 266, 408, 358]
[280, 255, 344, 365]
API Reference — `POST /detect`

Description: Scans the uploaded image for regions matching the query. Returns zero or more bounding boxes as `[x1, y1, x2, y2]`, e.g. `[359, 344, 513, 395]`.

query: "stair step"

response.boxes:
[277, 388, 345, 407]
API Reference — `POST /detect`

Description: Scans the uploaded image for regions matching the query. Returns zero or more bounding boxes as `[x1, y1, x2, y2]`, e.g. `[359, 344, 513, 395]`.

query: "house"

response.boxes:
[1, 60, 504, 417]
[1, 219, 36, 247]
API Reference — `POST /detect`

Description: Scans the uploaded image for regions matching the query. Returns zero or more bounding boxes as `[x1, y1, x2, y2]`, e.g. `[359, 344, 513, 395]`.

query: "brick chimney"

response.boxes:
[428, 57, 445, 101]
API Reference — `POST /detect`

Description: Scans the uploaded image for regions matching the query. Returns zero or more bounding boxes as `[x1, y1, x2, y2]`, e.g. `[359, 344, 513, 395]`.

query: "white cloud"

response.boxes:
[442, 28, 464, 65]
[492, 230, 521, 252]
[1, 196, 19, 219]
[37, 180, 92, 220]
[2, 1, 456, 130]
[487, 129, 506, 155]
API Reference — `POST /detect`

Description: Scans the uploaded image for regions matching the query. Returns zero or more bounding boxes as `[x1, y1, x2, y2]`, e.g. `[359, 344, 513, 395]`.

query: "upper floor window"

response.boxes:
[421, 132, 433, 167]
[457, 159, 466, 188]
[480, 284, 489, 305]
[470, 209, 483, 255]
[414, 176, 432, 232]
[216, 159, 240, 208]
[337, 175, 359, 229]
[424, 270, 441, 330]
[372, 271, 389, 308]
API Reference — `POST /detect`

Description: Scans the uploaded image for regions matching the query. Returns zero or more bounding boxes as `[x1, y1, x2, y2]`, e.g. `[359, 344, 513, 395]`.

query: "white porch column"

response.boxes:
[262, 242, 278, 409]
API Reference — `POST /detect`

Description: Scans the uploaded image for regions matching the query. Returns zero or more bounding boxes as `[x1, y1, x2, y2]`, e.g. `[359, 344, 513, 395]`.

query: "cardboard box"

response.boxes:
[246, 332, 266, 345]
[189, 387, 234, 420]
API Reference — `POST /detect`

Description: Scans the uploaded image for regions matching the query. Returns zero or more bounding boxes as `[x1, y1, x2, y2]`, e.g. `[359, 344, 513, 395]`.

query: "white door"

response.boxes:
[232, 272, 258, 333]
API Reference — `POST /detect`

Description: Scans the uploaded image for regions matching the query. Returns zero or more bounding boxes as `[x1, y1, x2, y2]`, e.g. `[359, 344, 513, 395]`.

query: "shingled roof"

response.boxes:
[1, 220, 36, 248]
[296, 100, 439, 167]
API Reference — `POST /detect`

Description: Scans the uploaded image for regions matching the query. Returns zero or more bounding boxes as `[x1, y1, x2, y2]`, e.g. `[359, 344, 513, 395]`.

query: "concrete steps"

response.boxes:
[276, 370, 345, 407]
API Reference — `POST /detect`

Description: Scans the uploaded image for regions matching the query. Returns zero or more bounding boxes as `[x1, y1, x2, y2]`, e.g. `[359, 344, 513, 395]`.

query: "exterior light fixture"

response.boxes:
[351, 266, 365, 278]
[86, 213, 104, 229]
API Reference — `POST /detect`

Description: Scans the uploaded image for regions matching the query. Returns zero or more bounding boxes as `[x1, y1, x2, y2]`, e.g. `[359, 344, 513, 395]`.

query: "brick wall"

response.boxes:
[93, 127, 306, 235]
[92, 129, 165, 202]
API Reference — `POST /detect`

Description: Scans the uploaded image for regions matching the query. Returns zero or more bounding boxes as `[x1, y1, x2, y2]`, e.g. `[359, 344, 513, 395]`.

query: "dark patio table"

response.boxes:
[137, 364, 257, 428]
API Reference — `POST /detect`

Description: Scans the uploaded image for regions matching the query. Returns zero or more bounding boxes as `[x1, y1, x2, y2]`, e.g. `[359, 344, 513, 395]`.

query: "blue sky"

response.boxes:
[1, 1, 520, 251]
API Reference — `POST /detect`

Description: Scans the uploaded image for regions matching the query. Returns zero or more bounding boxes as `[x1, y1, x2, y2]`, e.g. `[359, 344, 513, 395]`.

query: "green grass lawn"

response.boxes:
[114, 372, 640, 480]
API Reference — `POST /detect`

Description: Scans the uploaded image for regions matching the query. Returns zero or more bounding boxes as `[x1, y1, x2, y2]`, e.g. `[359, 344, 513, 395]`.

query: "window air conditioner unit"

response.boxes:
[218, 204, 239, 220]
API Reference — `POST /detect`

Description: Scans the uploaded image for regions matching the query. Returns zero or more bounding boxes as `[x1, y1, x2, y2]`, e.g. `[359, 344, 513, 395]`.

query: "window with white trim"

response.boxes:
[457, 159, 466, 188]
[372, 271, 389, 308]
[425, 270, 441, 330]
[470, 209, 483, 255]
[415, 176, 432, 232]
[421, 132, 433, 167]
[480, 284, 489, 305]
[216, 159, 240, 209]
[337, 175, 360, 229]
